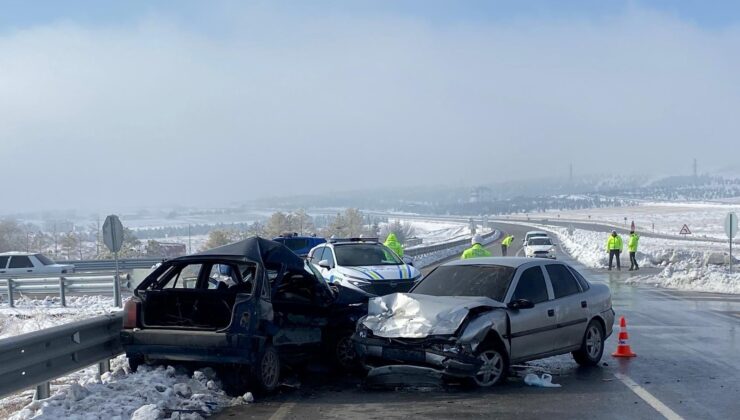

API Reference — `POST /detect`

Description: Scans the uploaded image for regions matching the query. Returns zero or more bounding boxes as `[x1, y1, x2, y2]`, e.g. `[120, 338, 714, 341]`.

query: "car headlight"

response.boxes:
[347, 276, 371, 287]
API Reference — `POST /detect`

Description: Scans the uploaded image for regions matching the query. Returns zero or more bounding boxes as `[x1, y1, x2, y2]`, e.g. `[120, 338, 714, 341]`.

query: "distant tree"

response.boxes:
[145, 240, 164, 257]
[0, 219, 24, 253]
[323, 208, 371, 238]
[380, 220, 416, 244]
[203, 230, 234, 250]
[59, 232, 79, 260]
[291, 209, 315, 235]
[265, 212, 292, 238]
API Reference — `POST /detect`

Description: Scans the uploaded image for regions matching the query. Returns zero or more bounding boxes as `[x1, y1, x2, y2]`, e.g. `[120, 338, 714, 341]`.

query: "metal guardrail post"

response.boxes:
[34, 382, 50, 400]
[97, 359, 111, 378]
[113, 274, 122, 308]
[59, 277, 66, 307]
[7, 279, 14, 308]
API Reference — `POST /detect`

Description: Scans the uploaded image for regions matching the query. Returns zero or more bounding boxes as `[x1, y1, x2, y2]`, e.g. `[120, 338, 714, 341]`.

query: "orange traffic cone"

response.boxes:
[612, 316, 637, 358]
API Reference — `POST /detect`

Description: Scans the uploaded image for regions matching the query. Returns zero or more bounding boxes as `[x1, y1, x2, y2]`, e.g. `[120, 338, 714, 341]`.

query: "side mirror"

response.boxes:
[403, 256, 414, 267]
[507, 299, 535, 310]
[318, 259, 332, 270]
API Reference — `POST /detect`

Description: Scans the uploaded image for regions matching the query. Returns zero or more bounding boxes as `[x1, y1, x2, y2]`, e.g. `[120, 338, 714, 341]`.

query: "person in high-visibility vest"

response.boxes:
[501, 234, 514, 256]
[461, 234, 492, 259]
[605, 230, 623, 271]
[628, 230, 640, 271]
[384, 233, 404, 258]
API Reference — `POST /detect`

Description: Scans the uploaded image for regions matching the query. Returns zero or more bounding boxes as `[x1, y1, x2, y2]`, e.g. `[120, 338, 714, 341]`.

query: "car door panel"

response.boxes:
[545, 264, 590, 350]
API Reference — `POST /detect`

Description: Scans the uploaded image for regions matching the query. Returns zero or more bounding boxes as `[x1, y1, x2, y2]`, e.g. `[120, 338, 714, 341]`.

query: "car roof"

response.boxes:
[442, 257, 565, 269]
[0, 251, 36, 256]
[525, 231, 548, 235]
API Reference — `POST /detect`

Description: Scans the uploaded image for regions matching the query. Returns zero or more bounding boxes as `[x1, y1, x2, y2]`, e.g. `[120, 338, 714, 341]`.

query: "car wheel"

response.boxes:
[573, 320, 604, 366]
[335, 334, 359, 371]
[472, 344, 508, 387]
[254, 345, 281, 392]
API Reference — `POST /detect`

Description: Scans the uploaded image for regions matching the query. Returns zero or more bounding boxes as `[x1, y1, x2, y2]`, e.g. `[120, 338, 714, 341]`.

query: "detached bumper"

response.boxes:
[353, 334, 482, 378]
[121, 329, 261, 365]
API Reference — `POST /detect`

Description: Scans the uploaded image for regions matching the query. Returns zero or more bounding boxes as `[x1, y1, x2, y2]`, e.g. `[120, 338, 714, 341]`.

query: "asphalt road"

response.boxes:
[214, 223, 739, 420]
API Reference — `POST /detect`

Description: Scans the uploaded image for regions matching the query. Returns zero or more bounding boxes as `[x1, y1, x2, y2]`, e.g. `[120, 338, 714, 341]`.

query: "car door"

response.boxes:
[7, 255, 35, 275]
[544, 263, 589, 350]
[506, 265, 560, 362]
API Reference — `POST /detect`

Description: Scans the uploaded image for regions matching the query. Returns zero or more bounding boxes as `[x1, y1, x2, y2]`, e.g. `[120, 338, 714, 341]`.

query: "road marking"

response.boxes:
[614, 373, 684, 420]
[268, 402, 297, 420]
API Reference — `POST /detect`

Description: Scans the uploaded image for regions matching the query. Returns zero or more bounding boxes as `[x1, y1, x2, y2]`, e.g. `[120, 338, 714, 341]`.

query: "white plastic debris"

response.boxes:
[524, 373, 561, 388]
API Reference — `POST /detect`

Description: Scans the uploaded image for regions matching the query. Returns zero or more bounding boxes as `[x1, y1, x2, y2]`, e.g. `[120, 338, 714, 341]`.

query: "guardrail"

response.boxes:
[61, 258, 163, 272]
[0, 313, 123, 399]
[0, 273, 130, 308]
[405, 230, 498, 257]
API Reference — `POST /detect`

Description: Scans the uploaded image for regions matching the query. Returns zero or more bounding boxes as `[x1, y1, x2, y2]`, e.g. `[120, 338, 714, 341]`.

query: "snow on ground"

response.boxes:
[5, 355, 253, 420]
[384, 219, 471, 246]
[513, 221, 740, 294]
[0, 296, 121, 339]
[519, 201, 740, 239]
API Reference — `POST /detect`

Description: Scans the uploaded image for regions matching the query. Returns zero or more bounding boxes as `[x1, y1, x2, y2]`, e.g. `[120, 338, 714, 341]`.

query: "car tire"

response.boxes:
[253, 345, 281, 393]
[572, 320, 605, 366]
[470, 343, 508, 387]
[334, 334, 359, 371]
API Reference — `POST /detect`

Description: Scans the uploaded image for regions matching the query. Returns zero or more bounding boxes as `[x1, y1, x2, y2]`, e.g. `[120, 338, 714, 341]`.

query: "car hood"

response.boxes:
[361, 293, 506, 338]
[337, 264, 419, 281]
[526, 245, 553, 252]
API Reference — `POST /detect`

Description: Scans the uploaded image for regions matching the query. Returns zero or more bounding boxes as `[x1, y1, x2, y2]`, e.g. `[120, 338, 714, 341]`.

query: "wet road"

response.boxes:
[214, 223, 739, 420]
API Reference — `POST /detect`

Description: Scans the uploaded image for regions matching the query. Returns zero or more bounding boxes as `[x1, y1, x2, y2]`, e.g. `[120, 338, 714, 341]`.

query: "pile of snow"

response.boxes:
[6, 356, 252, 420]
[519, 222, 740, 294]
[0, 296, 121, 339]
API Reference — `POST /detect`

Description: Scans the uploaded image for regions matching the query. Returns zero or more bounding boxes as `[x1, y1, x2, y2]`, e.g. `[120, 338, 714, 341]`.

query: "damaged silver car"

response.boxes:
[353, 258, 614, 387]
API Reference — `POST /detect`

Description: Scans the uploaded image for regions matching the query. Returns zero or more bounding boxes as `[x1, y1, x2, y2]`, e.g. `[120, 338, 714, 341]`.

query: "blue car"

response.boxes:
[273, 234, 326, 257]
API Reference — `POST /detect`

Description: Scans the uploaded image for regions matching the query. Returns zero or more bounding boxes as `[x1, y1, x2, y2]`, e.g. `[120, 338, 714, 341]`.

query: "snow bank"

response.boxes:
[0, 296, 121, 339]
[516, 222, 740, 294]
[6, 356, 252, 420]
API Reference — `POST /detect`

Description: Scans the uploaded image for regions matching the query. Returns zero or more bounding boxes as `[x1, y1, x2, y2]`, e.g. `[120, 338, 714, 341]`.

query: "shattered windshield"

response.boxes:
[412, 265, 515, 302]
[334, 244, 402, 266]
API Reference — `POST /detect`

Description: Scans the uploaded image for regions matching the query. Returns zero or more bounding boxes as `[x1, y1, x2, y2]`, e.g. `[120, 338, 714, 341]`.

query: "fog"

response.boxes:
[2, 3, 740, 213]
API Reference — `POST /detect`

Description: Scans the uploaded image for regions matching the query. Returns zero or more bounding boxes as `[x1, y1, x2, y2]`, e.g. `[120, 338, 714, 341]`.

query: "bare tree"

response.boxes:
[380, 220, 416, 244]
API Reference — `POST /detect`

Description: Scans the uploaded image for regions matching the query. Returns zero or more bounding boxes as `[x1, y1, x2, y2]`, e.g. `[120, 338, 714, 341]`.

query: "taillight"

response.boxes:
[123, 299, 139, 329]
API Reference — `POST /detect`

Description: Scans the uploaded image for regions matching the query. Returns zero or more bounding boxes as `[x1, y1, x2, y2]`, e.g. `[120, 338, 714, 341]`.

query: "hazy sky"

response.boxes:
[2, 1, 740, 213]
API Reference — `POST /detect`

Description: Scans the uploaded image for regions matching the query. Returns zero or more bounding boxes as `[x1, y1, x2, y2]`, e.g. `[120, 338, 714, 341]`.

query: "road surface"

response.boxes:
[214, 222, 739, 420]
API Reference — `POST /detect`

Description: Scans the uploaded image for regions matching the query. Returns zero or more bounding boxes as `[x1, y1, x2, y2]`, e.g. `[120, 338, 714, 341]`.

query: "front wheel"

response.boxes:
[572, 320, 604, 366]
[472, 344, 508, 387]
[253, 345, 281, 392]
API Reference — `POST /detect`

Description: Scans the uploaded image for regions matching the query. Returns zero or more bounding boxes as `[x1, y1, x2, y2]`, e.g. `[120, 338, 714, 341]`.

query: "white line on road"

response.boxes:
[614, 373, 684, 420]
[268, 402, 297, 420]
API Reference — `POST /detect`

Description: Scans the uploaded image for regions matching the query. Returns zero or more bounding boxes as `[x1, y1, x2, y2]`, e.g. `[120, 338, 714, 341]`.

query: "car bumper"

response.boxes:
[121, 329, 262, 365]
[352, 333, 482, 378]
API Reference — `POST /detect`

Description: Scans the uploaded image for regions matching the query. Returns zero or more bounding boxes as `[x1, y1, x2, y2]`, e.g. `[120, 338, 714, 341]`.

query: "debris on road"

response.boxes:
[523, 373, 562, 388]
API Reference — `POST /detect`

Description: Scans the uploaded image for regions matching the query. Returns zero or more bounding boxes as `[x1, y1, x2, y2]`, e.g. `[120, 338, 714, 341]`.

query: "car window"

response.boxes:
[310, 247, 325, 264]
[412, 264, 515, 302]
[528, 238, 552, 246]
[282, 238, 309, 252]
[9, 256, 34, 269]
[0, 256, 9, 269]
[546, 264, 582, 299]
[35, 254, 56, 265]
[511, 266, 549, 304]
[333, 244, 402, 266]
[322, 248, 335, 266]
[568, 266, 591, 291]
[160, 263, 204, 289]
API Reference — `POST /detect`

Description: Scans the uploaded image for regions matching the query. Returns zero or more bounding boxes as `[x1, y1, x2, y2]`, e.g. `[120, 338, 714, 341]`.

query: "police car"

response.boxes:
[307, 238, 421, 296]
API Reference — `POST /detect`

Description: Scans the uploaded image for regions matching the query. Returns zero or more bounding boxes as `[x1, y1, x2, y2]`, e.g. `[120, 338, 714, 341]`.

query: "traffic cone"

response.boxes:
[612, 316, 636, 358]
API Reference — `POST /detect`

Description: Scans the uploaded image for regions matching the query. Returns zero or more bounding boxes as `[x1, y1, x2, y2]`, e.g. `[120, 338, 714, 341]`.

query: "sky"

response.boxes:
[2, 1, 740, 213]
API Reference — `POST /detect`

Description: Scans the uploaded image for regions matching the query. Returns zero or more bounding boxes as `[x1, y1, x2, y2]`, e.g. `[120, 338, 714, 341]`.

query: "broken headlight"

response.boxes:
[347, 275, 371, 287]
[356, 323, 372, 338]
[431, 343, 462, 354]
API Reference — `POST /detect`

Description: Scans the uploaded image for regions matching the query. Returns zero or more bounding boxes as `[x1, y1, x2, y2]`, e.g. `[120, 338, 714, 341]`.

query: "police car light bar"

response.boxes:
[329, 237, 379, 243]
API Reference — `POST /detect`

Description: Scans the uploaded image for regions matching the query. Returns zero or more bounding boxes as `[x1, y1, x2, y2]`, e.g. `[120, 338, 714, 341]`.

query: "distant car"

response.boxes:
[273, 234, 326, 257]
[308, 238, 421, 297]
[353, 258, 614, 387]
[0, 252, 74, 276]
[524, 237, 557, 259]
[121, 238, 368, 394]
[523, 231, 549, 245]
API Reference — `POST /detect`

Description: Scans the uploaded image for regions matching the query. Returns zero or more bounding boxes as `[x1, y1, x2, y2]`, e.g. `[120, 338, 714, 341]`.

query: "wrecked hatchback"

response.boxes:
[353, 258, 614, 387]
[121, 237, 368, 393]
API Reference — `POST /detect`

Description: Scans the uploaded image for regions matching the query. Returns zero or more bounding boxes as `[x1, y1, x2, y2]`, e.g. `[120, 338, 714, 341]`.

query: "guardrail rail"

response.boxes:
[0, 273, 130, 308]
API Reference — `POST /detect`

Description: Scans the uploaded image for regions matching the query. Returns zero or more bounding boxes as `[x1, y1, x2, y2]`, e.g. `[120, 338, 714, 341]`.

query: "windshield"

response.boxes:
[528, 238, 552, 246]
[412, 264, 515, 302]
[35, 254, 56, 265]
[334, 243, 403, 266]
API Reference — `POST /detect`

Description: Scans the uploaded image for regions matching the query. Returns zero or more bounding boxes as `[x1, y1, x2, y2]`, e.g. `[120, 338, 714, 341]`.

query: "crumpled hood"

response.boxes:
[338, 264, 419, 281]
[361, 293, 505, 338]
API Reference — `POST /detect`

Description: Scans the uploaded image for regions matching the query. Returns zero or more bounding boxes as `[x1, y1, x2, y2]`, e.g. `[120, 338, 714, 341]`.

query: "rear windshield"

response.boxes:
[528, 238, 552, 246]
[412, 264, 515, 302]
[334, 244, 402, 266]
[35, 254, 56, 265]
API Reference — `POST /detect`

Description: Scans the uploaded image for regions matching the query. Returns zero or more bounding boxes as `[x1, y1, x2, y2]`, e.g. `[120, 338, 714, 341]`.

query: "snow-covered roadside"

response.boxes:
[509, 221, 740, 294]
[6, 355, 252, 420]
[412, 229, 499, 268]
[0, 296, 121, 339]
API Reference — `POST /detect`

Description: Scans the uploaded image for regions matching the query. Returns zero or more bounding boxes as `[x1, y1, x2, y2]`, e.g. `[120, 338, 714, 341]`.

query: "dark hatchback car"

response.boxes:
[121, 237, 367, 393]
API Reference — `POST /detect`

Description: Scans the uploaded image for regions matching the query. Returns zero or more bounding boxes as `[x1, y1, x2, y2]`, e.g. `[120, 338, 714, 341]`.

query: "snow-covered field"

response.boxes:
[520, 201, 740, 239]
[0, 296, 121, 339]
[515, 221, 740, 294]
[5, 356, 253, 420]
[399, 219, 470, 245]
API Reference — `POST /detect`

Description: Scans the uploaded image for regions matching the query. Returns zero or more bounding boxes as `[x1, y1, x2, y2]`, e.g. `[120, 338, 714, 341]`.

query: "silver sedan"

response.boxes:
[353, 257, 615, 387]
